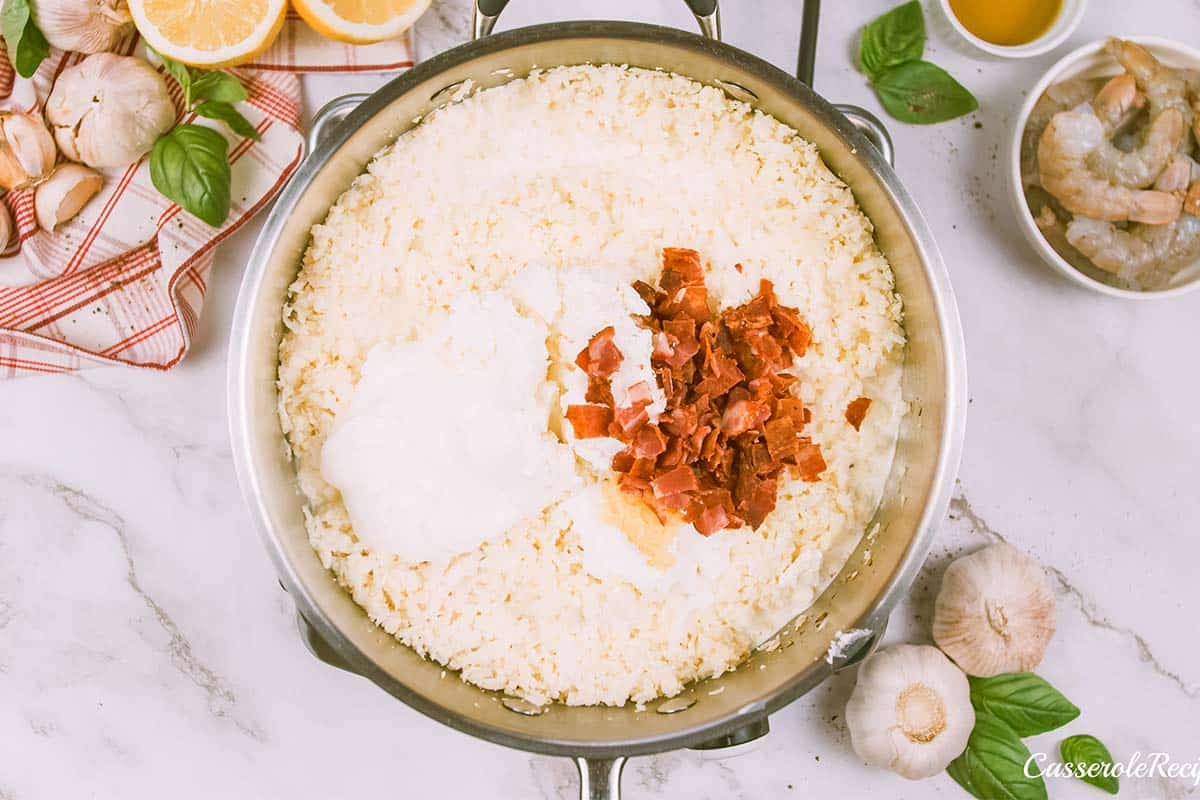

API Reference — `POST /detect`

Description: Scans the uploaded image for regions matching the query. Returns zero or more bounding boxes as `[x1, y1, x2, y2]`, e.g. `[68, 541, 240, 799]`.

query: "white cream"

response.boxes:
[321, 292, 579, 565]
[558, 270, 666, 472]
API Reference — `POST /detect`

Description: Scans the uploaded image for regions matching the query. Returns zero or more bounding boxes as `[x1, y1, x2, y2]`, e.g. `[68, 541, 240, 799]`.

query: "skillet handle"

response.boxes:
[575, 757, 625, 800]
[473, 0, 721, 41]
[796, 0, 895, 166]
[306, 93, 370, 155]
[834, 105, 896, 167]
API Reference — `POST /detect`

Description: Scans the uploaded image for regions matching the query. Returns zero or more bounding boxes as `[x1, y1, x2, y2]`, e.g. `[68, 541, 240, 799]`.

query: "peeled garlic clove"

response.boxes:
[846, 644, 975, 780]
[45, 53, 175, 170]
[34, 164, 104, 232]
[933, 543, 1056, 677]
[31, 0, 133, 54]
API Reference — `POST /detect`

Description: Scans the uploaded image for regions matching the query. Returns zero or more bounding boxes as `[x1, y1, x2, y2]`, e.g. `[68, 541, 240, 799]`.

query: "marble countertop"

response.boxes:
[3, 0, 1198, 797]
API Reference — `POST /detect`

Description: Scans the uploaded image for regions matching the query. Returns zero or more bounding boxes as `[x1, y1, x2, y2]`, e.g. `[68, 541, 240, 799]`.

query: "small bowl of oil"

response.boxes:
[939, 0, 1088, 58]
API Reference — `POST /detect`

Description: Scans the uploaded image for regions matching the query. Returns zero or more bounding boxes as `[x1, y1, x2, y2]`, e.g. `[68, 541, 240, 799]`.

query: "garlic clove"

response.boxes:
[31, 0, 134, 54]
[0, 202, 13, 251]
[1, 112, 58, 181]
[932, 543, 1056, 678]
[45, 53, 175, 170]
[0, 143, 32, 191]
[846, 644, 975, 780]
[34, 164, 104, 232]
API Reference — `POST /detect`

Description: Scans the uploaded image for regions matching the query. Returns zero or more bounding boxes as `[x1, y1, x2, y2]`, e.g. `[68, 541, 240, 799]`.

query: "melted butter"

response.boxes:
[598, 482, 677, 570]
[948, 0, 1061, 46]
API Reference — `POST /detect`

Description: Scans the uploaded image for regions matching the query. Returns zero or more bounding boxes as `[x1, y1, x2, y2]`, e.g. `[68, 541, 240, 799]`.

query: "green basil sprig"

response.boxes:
[149, 52, 261, 226]
[856, 1, 977, 125]
[0, 0, 48, 78]
[1060, 735, 1119, 795]
[969, 673, 1081, 737]
[150, 125, 231, 227]
[858, 0, 924, 81]
[947, 713, 1048, 800]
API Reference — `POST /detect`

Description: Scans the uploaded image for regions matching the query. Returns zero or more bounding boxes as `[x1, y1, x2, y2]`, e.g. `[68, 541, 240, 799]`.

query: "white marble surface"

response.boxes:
[3, 1, 1198, 797]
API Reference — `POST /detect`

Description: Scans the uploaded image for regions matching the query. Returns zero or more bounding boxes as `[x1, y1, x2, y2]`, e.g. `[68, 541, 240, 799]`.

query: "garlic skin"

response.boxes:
[31, 0, 133, 54]
[0, 112, 58, 190]
[933, 543, 1056, 677]
[45, 54, 175, 170]
[846, 644, 975, 780]
[34, 163, 103, 231]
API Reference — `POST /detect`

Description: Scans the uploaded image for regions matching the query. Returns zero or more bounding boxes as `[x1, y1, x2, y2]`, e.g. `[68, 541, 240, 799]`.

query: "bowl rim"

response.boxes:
[1008, 35, 1200, 300]
[937, 0, 1089, 59]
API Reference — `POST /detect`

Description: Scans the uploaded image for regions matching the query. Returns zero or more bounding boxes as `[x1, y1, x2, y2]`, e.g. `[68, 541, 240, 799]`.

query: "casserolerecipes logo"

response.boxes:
[1026, 751, 1200, 787]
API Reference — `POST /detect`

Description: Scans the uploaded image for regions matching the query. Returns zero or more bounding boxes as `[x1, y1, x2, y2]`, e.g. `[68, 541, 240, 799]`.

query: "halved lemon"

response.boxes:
[291, 0, 431, 45]
[130, 0, 287, 68]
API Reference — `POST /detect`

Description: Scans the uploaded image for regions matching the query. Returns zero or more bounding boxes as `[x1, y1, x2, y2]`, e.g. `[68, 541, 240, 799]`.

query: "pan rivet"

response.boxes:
[712, 79, 759, 104]
[430, 79, 469, 104]
[501, 697, 547, 716]
[655, 696, 696, 714]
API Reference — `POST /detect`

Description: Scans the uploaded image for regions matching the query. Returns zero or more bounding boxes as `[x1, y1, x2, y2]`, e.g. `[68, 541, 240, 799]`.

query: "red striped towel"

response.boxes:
[0, 26, 414, 377]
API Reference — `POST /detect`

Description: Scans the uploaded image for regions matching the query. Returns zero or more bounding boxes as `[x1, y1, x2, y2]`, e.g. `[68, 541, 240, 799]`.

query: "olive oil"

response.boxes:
[948, 0, 1062, 46]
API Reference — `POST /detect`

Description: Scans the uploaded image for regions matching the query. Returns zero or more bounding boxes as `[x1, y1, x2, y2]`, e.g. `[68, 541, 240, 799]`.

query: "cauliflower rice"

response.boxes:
[277, 65, 906, 706]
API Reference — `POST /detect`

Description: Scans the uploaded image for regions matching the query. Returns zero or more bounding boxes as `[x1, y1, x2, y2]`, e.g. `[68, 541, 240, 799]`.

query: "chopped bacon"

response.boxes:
[795, 438, 827, 482]
[586, 375, 614, 406]
[763, 416, 798, 462]
[845, 396, 872, 431]
[721, 398, 766, 437]
[651, 465, 699, 498]
[660, 247, 705, 292]
[575, 326, 623, 378]
[651, 331, 675, 362]
[570, 247, 821, 536]
[611, 450, 635, 473]
[633, 424, 667, 459]
[625, 381, 654, 407]
[613, 403, 651, 437]
[676, 286, 710, 321]
[565, 404, 613, 439]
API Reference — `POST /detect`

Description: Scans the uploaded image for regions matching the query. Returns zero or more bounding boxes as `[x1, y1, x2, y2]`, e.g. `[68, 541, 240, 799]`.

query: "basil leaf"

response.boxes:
[969, 674, 1081, 736]
[190, 71, 248, 104]
[947, 714, 1048, 800]
[859, 0, 924, 81]
[872, 60, 978, 124]
[194, 100, 260, 141]
[150, 124, 231, 226]
[1, 0, 48, 78]
[155, 50, 193, 93]
[1060, 735, 1119, 795]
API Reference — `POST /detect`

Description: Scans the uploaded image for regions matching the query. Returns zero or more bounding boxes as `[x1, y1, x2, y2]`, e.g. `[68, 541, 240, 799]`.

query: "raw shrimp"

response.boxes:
[1085, 64, 1185, 187]
[1020, 78, 1105, 185]
[1066, 214, 1200, 286]
[1154, 154, 1194, 192]
[1107, 38, 1193, 151]
[1086, 106, 1183, 188]
[1038, 106, 1182, 223]
[1092, 74, 1145, 132]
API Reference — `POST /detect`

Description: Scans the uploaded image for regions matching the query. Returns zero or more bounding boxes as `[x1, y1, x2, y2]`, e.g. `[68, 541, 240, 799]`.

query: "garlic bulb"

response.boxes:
[846, 644, 975, 780]
[34, 163, 103, 231]
[45, 53, 175, 170]
[0, 112, 58, 190]
[933, 543, 1055, 677]
[31, 0, 133, 54]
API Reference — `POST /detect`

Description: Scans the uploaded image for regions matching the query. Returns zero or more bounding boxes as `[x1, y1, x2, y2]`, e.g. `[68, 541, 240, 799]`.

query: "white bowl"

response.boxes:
[939, 0, 1088, 59]
[1008, 36, 1200, 299]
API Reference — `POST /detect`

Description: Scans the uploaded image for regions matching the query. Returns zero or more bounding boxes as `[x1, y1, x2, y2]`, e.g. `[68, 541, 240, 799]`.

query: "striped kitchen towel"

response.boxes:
[0, 26, 414, 377]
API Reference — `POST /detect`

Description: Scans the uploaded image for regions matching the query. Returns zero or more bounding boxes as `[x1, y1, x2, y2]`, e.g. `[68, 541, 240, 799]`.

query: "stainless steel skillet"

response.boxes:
[227, 1, 967, 796]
